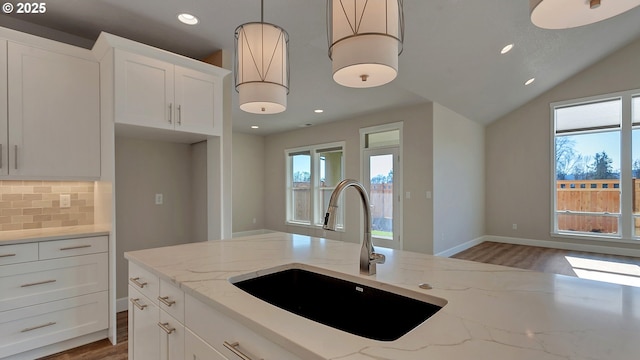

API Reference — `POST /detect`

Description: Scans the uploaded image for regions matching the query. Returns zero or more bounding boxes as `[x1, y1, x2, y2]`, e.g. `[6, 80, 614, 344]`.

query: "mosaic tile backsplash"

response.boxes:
[0, 181, 94, 231]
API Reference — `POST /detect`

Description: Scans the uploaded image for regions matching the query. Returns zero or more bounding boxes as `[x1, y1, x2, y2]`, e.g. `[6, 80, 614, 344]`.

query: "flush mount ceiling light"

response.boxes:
[328, 0, 404, 88]
[178, 13, 199, 25]
[500, 44, 514, 54]
[234, 0, 289, 114]
[530, 0, 640, 29]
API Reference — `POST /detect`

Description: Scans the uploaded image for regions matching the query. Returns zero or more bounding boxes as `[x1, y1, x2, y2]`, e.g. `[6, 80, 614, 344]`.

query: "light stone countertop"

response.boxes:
[0, 224, 110, 245]
[124, 232, 640, 360]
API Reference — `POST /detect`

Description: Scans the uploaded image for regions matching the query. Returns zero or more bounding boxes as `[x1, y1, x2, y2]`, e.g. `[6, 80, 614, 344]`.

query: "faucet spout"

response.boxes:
[323, 179, 386, 275]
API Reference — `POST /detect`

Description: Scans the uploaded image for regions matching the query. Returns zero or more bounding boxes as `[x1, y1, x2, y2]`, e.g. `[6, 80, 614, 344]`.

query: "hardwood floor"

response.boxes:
[37, 242, 640, 359]
[452, 241, 640, 278]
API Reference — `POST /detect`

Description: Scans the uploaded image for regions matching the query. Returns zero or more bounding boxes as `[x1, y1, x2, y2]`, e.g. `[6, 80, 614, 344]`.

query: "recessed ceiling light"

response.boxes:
[524, 77, 535, 86]
[314, 109, 324, 113]
[251, 125, 259, 129]
[178, 13, 199, 25]
[500, 44, 514, 54]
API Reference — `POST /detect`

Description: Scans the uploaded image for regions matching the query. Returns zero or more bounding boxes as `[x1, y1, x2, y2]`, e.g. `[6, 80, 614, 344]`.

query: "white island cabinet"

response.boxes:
[128, 261, 300, 360]
[0, 31, 100, 180]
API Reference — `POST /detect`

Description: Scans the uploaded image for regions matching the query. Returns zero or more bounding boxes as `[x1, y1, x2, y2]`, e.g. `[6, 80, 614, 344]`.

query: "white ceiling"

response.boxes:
[2, 1, 640, 135]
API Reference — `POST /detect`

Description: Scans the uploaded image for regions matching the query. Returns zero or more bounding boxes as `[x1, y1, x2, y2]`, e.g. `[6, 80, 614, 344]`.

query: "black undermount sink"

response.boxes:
[230, 264, 446, 341]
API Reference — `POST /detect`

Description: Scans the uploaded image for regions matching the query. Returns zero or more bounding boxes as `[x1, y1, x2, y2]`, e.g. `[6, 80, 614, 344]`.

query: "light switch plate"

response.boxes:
[155, 193, 163, 205]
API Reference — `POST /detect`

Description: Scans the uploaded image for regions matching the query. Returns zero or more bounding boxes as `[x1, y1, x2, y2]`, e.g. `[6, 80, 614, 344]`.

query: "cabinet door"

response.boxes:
[0, 40, 7, 176]
[174, 66, 221, 136]
[115, 50, 174, 130]
[159, 311, 184, 360]
[185, 328, 227, 360]
[6, 42, 100, 179]
[129, 287, 160, 360]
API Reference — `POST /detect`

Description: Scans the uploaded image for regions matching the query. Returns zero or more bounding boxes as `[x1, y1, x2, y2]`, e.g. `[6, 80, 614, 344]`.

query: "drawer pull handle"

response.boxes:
[21, 279, 56, 287]
[158, 296, 176, 307]
[130, 277, 147, 288]
[157, 322, 175, 334]
[21, 322, 56, 333]
[223, 341, 262, 360]
[130, 298, 148, 311]
[0, 253, 16, 258]
[59, 244, 92, 251]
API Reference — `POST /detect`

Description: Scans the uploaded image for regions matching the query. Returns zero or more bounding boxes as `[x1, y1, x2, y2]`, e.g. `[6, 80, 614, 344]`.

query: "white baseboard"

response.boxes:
[483, 235, 640, 258]
[116, 296, 128, 313]
[435, 236, 484, 257]
[232, 229, 276, 238]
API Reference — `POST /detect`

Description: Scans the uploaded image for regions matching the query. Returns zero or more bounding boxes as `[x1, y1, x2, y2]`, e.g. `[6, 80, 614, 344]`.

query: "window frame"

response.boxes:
[285, 141, 345, 230]
[550, 89, 638, 242]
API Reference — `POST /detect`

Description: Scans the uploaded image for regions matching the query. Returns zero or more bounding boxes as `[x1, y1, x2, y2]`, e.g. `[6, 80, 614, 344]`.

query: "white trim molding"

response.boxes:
[435, 236, 484, 257]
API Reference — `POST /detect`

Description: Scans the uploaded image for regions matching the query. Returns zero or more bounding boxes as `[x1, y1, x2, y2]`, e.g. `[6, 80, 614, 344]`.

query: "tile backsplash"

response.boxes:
[0, 181, 94, 231]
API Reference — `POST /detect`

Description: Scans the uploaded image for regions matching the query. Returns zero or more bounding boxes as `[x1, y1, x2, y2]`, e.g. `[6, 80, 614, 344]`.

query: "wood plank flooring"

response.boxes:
[37, 241, 640, 359]
[451, 241, 640, 277]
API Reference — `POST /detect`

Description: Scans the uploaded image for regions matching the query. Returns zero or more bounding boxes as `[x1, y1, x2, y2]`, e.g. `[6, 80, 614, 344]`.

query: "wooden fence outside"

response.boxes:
[556, 179, 640, 234]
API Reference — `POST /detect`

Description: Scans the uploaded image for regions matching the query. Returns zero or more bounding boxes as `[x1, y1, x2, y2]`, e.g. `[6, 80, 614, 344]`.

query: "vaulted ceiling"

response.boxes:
[2, 1, 640, 135]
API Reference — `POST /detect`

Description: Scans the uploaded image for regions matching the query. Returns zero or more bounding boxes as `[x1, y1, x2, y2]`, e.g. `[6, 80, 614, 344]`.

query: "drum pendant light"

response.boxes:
[235, 0, 289, 114]
[328, 0, 404, 88]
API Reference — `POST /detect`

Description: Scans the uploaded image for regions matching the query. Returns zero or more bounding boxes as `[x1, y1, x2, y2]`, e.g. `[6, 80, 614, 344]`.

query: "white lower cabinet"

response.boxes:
[128, 280, 185, 360]
[0, 236, 108, 359]
[128, 286, 160, 360]
[185, 329, 227, 360]
[128, 261, 303, 360]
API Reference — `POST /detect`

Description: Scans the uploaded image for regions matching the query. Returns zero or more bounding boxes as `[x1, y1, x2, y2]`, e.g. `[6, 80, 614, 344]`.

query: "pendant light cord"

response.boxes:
[261, 0, 264, 22]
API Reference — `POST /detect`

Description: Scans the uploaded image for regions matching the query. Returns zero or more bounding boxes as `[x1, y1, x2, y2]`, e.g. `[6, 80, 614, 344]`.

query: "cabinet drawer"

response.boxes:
[186, 294, 301, 360]
[159, 279, 185, 323]
[0, 291, 108, 359]
[185, 329, 227, 360]
[0, 243, 38, 266]
[39, 236, 108, 260]
[129, 261, 159, 305]
[0, 253, 108, 312]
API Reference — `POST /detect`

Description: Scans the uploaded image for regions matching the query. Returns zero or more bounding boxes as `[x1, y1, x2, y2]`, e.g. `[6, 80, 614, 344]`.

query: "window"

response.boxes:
[552, 91, 640, 240]
[286, 142, 345, 228]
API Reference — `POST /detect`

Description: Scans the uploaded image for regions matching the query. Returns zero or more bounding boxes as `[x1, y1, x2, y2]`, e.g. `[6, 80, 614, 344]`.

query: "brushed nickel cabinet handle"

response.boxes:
[158, 296, 176, 307]
[0, 253, 16, 258]
[168, 103, 173, 124]
[21, 279, 56, 287]
[177, 104, 182, 125]
[223, 341, 262, 360]
[14, 145, 17, 170]
[21, 322, 56, 333]
[0, 144, 3, 169]
[130, 298, 147, 311]
[129, 277, 147, 288]
[59, 244, 91, 251]
[157, 322, 175, 334]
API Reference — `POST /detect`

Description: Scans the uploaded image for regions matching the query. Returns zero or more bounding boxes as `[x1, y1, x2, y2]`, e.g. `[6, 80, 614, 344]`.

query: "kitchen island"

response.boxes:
[125, 232, 640, 360]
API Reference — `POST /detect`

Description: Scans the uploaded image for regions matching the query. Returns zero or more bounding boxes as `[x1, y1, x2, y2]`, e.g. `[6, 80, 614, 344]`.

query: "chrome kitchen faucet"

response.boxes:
[323, 179, 385, 275]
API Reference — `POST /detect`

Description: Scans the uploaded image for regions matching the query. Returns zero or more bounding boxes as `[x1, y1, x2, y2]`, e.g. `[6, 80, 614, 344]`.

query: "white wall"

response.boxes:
[262, 103, 435, 253]
[433, 103, 485, 254]
[232, 133, 265, 232]
[486, 36, 640, 251]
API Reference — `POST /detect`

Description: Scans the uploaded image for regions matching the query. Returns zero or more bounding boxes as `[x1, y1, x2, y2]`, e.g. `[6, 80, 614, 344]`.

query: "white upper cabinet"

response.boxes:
[174, 66, 221, 135]
[114, 50, 174, 130]
[3, 41, 100, 179]
[113, 47, 224, 137]
[0, 40, 7, 177]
